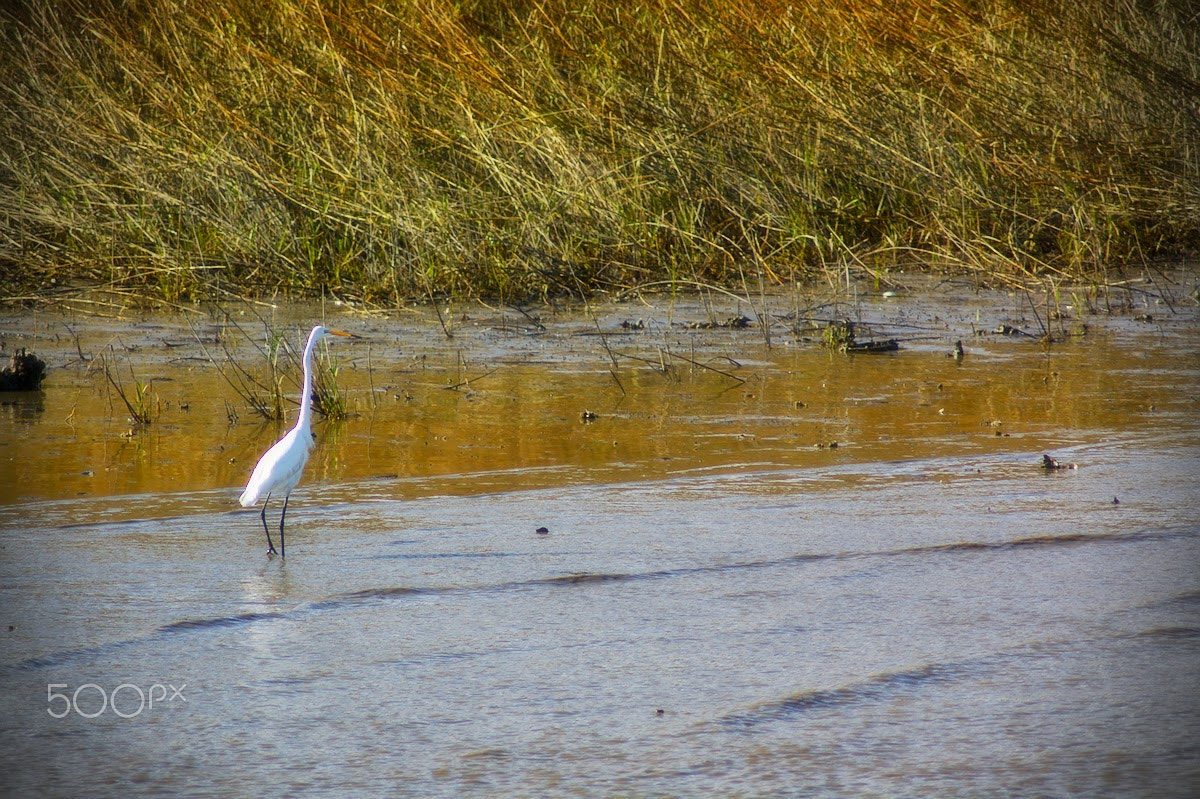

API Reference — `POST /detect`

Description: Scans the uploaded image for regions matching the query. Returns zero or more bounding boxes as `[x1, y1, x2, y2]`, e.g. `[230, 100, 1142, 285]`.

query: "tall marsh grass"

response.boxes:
[2, 0, 1197, 302]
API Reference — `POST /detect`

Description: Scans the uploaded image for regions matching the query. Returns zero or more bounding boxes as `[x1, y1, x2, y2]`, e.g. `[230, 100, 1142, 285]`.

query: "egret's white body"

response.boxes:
[239, 424, 313, 509]
[239, 324, 353, 557]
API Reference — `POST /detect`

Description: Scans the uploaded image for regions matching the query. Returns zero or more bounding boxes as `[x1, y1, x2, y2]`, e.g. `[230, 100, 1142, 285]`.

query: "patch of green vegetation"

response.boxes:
[99, 351, 157, 425]
[312, 345, 350, 421]
[1, 0, 1197, 304]
[193, 315, 357, 421]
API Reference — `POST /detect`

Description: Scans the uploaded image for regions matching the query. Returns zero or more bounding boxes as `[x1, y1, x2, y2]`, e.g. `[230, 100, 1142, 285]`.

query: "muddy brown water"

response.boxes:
[1, 276, 1198, 797]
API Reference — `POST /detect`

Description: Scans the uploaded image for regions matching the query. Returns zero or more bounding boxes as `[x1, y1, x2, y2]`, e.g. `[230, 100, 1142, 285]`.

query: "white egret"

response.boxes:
[239, 324, 356, 557]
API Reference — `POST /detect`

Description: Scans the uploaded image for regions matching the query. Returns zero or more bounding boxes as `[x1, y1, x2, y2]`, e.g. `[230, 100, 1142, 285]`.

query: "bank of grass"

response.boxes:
[1, 0, 1197, 304]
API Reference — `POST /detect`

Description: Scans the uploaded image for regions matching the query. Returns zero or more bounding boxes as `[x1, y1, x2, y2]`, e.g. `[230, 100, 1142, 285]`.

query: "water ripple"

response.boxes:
[6, 525, 1190, 673]
[720, 661, 966, 728]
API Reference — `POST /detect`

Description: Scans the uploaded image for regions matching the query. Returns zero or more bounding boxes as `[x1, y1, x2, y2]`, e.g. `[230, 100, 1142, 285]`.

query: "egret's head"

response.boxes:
[310, 324, 357, 341]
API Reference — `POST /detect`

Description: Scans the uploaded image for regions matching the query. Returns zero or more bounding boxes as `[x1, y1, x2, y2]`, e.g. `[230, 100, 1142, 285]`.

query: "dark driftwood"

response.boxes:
[0, 349, 46, 391]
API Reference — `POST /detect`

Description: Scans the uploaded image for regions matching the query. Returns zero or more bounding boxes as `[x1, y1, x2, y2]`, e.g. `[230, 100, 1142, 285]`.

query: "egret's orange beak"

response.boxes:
[327, 329, 362, 339]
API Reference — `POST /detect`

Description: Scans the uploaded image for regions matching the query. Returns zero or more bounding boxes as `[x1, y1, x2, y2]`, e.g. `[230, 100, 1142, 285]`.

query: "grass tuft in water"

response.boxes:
[97, 351, 157, 426]
[195, 315, 356, 422]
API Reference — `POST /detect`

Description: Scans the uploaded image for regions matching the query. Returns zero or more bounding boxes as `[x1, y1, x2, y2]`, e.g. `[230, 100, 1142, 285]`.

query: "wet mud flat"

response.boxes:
[1, 274, 1199, 797]
[2, 274, 1197, 507]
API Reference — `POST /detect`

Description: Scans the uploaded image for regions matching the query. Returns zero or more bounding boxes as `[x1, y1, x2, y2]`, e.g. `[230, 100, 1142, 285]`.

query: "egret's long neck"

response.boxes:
[296, 330, 321, 431]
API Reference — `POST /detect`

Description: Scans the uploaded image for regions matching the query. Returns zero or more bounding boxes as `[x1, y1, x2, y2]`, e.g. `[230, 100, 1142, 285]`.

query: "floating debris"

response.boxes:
[845, 338, 900, 353]
[536, 527, 550, 535]
[821, 319, 899, 354]
[620, 319, 646, 330]
[1040, 454, 1077, 471]
[685, 315, 751, 330]
[580, 409, 598, 422]
[0, 348, 46, 391]
[822, 319, 857, 349]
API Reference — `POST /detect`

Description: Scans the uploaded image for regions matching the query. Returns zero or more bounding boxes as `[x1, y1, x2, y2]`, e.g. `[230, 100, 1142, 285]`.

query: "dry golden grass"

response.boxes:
[1, 0, 1197, 303]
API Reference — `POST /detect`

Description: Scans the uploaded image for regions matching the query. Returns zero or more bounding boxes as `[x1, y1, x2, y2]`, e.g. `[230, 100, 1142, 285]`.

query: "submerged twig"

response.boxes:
[668, 350, 746, 384]
[443, 368, 498, 391]
[593, 317, 626, 396]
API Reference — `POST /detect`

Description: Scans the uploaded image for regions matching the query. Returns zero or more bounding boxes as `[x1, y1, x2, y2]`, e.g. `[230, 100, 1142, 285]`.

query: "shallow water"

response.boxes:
[2, 277, 1198, 797]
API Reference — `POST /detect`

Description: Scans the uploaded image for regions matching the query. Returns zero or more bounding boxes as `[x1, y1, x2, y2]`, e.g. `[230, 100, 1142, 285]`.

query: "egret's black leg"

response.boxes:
[279, 495, 289, 559]
[261, 494, 278, 555]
